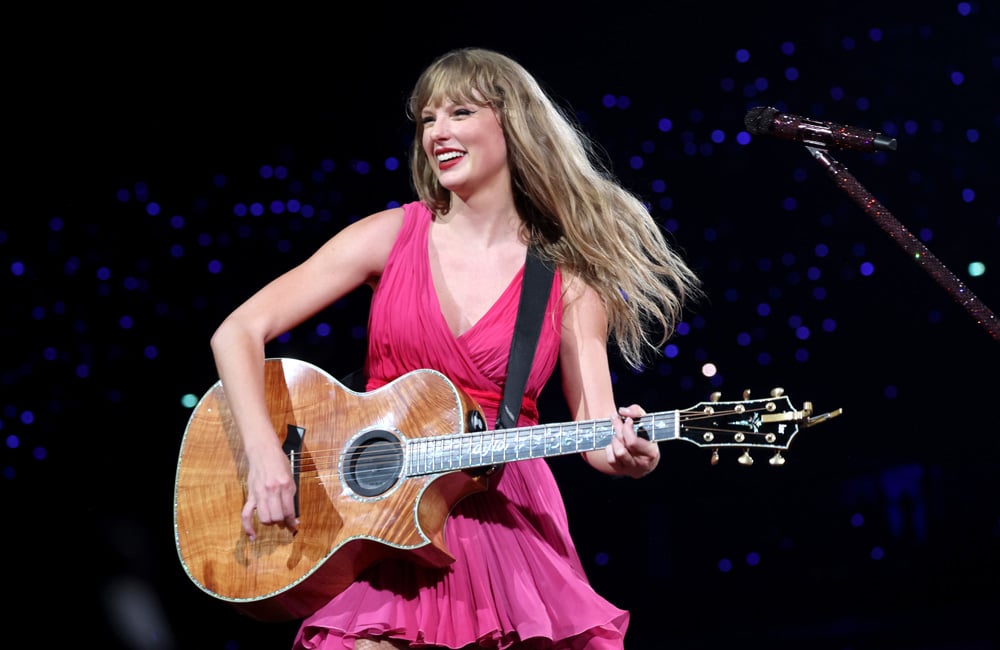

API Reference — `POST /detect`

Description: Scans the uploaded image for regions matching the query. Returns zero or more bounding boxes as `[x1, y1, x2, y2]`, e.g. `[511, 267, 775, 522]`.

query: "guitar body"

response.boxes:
[173, 358, 489, 621]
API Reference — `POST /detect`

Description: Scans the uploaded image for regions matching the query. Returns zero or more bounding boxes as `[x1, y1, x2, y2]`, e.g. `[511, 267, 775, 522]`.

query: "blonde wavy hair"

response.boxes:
[407, 47, 702, 369]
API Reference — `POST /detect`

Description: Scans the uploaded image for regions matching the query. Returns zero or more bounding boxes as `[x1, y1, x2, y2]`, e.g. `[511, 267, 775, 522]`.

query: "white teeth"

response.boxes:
[437, 151, 463, 162]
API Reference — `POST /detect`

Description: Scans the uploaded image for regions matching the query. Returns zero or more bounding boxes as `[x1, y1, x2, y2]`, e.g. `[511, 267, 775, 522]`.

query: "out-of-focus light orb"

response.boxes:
[701, 363, 718, 377]
[968, 261, 985, 277]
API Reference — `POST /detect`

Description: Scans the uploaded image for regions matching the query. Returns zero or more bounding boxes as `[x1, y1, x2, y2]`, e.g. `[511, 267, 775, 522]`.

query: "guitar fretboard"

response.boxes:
[406, 411, 680, 476]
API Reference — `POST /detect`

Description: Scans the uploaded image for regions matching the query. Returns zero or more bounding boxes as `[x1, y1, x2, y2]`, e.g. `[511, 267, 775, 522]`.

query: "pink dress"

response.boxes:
[293, 201, 629, 649]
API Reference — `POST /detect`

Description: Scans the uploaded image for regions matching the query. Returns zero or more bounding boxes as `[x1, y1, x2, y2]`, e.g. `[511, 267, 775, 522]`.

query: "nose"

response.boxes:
[426, 117, 450, 140]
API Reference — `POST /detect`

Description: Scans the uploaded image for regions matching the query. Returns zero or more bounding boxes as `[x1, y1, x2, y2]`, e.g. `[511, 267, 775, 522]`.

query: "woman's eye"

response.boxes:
[454, 108, 475, 117]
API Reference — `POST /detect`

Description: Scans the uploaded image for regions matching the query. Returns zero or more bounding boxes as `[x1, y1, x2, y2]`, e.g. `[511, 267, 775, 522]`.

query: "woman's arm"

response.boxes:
[209, 207, 405, 538]
[558, 274, 660, 479]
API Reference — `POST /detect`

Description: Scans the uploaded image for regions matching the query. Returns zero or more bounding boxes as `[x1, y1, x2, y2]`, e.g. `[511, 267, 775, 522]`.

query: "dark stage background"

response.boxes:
[6, 2, 999, 648]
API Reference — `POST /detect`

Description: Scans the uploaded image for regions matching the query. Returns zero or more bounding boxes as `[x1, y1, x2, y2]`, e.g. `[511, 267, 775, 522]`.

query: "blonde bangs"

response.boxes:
[407, 51, 508, 122]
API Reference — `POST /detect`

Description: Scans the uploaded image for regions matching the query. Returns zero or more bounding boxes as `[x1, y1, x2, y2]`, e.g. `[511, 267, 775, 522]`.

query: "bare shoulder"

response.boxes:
[560, 269, 602, 315]
[315, 206, 406, 278]
[342, 206, 406, 243]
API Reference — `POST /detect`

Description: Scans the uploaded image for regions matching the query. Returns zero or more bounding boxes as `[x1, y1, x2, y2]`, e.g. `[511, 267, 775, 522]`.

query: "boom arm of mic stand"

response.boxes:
[805, 145, 1000, 342]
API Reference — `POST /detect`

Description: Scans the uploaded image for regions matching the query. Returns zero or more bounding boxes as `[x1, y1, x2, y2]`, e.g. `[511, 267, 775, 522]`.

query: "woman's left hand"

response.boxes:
[605, 404, 660, 478]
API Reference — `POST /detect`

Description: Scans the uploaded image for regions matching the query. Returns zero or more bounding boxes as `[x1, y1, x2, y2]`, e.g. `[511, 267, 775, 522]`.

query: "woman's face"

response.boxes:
[420, 98, 508, 196]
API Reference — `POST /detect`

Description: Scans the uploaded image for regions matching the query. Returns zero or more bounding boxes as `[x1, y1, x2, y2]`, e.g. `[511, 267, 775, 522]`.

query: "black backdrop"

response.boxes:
[6, 2, 999, 648]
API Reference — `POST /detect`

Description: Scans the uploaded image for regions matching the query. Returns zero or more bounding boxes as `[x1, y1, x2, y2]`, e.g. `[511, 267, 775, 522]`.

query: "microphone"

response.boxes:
[744, 106, 897, 152]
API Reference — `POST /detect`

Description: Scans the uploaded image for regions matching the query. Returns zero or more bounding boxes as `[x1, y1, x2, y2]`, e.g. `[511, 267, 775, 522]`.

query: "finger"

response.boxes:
[612, 431, 633, 464]
[283, 498, 300, 532]
[617, 414, 638, 445]
[241, 502, 258, 540]
[256, 500, 274, 524]
[618, 404, 646, 419]
[605, 437, 617, 464]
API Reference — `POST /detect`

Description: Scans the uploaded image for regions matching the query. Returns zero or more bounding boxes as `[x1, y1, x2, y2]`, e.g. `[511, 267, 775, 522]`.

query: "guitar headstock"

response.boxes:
[679, 388, 842, 466]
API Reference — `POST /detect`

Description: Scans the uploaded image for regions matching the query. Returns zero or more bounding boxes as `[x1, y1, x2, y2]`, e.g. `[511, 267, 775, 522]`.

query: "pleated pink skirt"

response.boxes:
[293, 458, 628, 649]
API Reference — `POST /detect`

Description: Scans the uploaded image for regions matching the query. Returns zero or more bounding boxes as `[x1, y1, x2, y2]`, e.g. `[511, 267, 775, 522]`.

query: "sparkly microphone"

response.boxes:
[744, 107, 999, 341]
[744, 106, 898, 153]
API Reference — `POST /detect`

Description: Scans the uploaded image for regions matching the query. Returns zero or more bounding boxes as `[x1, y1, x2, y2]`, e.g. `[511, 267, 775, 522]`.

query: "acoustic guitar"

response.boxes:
[174, 357, 840, 621]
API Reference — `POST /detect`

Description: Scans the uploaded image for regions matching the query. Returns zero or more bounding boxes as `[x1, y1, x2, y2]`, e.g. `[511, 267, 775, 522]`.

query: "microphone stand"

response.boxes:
[806, 145, 1000, 342]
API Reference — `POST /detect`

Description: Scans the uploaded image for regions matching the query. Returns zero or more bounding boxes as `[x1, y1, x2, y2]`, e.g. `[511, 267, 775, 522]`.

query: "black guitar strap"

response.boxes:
[495, 246, 555, 430]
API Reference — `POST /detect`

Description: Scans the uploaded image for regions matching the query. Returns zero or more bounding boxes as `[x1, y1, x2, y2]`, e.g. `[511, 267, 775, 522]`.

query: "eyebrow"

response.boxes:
[420, 100, 461, 116]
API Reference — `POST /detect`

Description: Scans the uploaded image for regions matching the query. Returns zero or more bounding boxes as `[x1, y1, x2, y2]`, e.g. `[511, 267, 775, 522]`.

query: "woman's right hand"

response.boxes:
[242, 441, 300, 540]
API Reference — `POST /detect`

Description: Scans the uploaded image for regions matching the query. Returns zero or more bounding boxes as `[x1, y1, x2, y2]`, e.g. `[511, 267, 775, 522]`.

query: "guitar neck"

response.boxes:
[406, 411, 680, 476]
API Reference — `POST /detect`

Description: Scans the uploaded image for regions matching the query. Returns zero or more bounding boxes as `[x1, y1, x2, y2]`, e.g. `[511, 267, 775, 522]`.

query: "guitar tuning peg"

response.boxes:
[710, 449, 719, 465]
[738, 450, 754, 466]
[770, 387, 785, 397]
[805, 406, 844, 427]
[769, 452, 786, 466]
[742, 389, 751, 400]
[709, 392, 721, 403]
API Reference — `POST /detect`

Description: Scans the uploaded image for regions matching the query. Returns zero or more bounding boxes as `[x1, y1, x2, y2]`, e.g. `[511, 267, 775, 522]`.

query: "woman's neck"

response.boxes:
[436, 192, 523, 248]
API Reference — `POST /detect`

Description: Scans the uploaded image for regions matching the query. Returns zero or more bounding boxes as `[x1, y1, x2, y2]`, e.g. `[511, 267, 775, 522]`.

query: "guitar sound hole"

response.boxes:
[345, 429, 404, 497]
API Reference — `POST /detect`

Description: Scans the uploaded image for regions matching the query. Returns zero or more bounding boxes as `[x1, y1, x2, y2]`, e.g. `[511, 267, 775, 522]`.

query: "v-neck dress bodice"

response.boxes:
[294, 201, 629, 649]
[365, 201, 557, 420]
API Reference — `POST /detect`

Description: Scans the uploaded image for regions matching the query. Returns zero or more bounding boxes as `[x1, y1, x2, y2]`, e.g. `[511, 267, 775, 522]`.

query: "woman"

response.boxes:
[209, 47, 701, 649]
